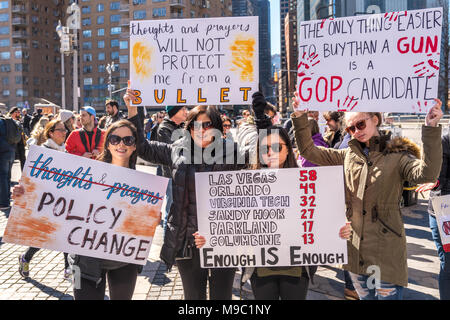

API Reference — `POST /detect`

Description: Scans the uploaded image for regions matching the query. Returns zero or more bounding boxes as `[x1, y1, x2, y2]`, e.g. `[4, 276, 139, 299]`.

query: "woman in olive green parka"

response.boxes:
[291, 96, 443, 300]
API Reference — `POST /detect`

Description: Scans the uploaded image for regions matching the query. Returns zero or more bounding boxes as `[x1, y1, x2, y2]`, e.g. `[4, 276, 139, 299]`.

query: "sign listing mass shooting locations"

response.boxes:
[3, 145, 169, 265]
[296, 7, 443, 113]
[195, 167, 348, 268]
[129, 16, 259, 106]
[431, 194, 450, 253]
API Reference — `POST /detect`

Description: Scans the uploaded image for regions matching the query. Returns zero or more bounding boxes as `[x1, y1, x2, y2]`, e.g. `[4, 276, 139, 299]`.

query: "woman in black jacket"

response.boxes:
[124, 88, 249, 300]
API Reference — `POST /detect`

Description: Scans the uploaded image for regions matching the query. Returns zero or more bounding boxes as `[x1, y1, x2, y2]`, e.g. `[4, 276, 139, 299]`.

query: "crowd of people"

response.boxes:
[0, 86, 449, 301]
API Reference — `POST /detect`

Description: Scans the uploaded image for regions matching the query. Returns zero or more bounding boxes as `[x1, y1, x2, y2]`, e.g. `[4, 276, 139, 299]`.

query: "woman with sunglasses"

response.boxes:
[194, 92, 352, 300]
[18, 120, 71, 280]
[291, 94, 443, 300]
[15, 120, 142, 299]
[221, 115, 233, 142]
[123, 88, 250, 300]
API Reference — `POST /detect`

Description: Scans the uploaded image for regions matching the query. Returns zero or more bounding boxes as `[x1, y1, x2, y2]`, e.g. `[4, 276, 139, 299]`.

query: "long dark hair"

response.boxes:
[251, 126, 298, 169]
[97, 119, 138, 169]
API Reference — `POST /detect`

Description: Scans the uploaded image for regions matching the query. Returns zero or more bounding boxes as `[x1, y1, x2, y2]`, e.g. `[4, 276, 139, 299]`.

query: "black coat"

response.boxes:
[429, 133, 450, 215]
[155, 118, 184, 178]
[129, 112, 248, 269]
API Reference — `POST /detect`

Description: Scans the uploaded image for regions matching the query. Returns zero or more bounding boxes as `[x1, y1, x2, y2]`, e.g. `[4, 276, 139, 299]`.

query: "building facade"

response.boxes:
[0, 0, 72, 110]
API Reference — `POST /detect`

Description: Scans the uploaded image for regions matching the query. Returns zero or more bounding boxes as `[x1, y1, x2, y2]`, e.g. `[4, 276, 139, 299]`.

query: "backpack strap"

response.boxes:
[94, 128, 102, 149]
[78, 129, 90, 153]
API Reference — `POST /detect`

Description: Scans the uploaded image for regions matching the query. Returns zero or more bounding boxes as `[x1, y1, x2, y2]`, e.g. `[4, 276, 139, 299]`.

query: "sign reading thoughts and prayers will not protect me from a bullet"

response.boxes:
[129, 16, 259, 106]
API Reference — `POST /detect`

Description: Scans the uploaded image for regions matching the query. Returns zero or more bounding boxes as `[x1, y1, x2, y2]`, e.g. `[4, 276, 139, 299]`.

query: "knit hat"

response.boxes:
[165, 105, 183, 118]
[58, 110, 74, 123]
[81, 106, 96, 117]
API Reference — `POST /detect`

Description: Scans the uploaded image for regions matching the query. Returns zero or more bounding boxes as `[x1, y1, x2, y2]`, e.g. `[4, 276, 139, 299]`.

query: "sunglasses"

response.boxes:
[345, 118, 371, 134]
[192, 121, 213, 130]
[223, 124, 231, 129]
[261, 143, 286, 154]
[108, 135, 136, 146]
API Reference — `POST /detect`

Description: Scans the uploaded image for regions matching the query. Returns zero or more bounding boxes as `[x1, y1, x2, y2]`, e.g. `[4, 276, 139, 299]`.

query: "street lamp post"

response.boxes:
[56, 20, 69, 110]
[106, 62, 116, 99]
[66, 3, 81, 112]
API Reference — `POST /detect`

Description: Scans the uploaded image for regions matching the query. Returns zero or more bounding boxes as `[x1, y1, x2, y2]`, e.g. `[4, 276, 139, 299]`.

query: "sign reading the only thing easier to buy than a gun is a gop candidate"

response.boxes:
[129, 16, 259, 106]
[3, 145, 169, 265]
[195, 167, 348, 268]
[296, 7, 443, 113]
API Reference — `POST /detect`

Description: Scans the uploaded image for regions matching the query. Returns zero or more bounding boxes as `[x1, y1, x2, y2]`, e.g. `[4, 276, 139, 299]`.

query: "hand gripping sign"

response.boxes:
[3, 145, 169, 265]
[195, 167, 348, 268]
[431, 194, 450, 252]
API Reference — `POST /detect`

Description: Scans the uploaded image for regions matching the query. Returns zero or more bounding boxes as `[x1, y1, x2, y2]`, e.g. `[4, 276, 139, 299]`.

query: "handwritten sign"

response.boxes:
[129, 16, 259, 106]
[3, 145, 169, 265]
[431, 194, 450, 252]
[296, 8, 442, 113]
[195, 167, 347, 268]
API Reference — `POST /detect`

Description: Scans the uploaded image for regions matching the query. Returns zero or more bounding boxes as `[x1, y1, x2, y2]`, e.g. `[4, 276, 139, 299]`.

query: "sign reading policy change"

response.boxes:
[129, 16, 259, 106]
[296, 7, 443, 113]
[195, 167, 348, 268]
[3, 145, 169, 265]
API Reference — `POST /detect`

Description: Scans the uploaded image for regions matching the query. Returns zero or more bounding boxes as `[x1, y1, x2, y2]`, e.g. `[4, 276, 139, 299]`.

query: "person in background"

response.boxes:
[104, 99, 124, 129]
[65, 106, 105, 159]
[322, 111, 344, 148]
[17, 119, 70, 280]
[0, 115, 17, 210]
[144, 115, 154, 140]
[9, 107, 26, 170]
[74, 114, 82, 129]
[297, 118, 328, 167]
[30, 109, 43, 133]
[26, 117, 49, 147]
[292, 93, 443, 300]
[221, 115, 234, 143]
[21, 108, 32, 137]
[58, 110, 75, 142]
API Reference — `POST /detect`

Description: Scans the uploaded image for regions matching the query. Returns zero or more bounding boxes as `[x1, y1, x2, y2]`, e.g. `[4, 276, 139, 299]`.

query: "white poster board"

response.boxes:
[195, 167, 348, 268]
[296, 8, 443, 113]
[129, 16, 259, 106]
[431, 194, 450, 252]
[3, 145, 169, 265]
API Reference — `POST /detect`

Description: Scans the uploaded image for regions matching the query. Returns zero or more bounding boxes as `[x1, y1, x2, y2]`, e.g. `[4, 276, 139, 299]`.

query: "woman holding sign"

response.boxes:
[194, 92, 352, 300]
[14, 120, 143, 300]
[291, 95, 443, 300]
[124, 87, 250, 300]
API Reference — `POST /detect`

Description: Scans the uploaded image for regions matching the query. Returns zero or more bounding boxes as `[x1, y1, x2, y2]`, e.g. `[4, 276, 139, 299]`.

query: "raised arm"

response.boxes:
[124, 87, 173, 167]
[400, 99, 443, 184]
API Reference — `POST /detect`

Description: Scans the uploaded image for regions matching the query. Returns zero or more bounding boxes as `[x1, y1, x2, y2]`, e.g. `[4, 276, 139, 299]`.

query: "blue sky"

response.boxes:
[270, 0, 280, 55]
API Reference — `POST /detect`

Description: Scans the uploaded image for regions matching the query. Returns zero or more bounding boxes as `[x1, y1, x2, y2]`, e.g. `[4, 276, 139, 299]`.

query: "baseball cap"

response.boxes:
[81, 106, 96, 117]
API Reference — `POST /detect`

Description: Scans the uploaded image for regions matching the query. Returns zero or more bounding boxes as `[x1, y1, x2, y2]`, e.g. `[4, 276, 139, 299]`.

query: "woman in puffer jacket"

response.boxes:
[291, 94, 443, 300]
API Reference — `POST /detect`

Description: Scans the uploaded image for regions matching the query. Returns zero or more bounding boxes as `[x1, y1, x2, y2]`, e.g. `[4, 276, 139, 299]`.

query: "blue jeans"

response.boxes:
[349, 272, 404, 300]
[429, 214, 450, 300]
[0, 150, 15, 207]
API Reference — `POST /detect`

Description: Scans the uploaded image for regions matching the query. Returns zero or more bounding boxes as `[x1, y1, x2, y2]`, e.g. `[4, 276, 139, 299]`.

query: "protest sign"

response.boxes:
[195, 167, 347, 268]
[431, 194, 450, 252]
[296, 8, 443, 113]
[129, 16, 259, 106]
[3, 145, 169, 265]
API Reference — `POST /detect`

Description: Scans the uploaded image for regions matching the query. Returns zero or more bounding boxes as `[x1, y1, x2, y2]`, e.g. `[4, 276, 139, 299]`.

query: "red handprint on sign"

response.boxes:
[384, 11, 407, 22]
[297, 52, 320, 78]
[337, 96, 358, 112]
[412, 101, 430, 113]
[320, 17, 334, 29]
[413, 53, 440, 79]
